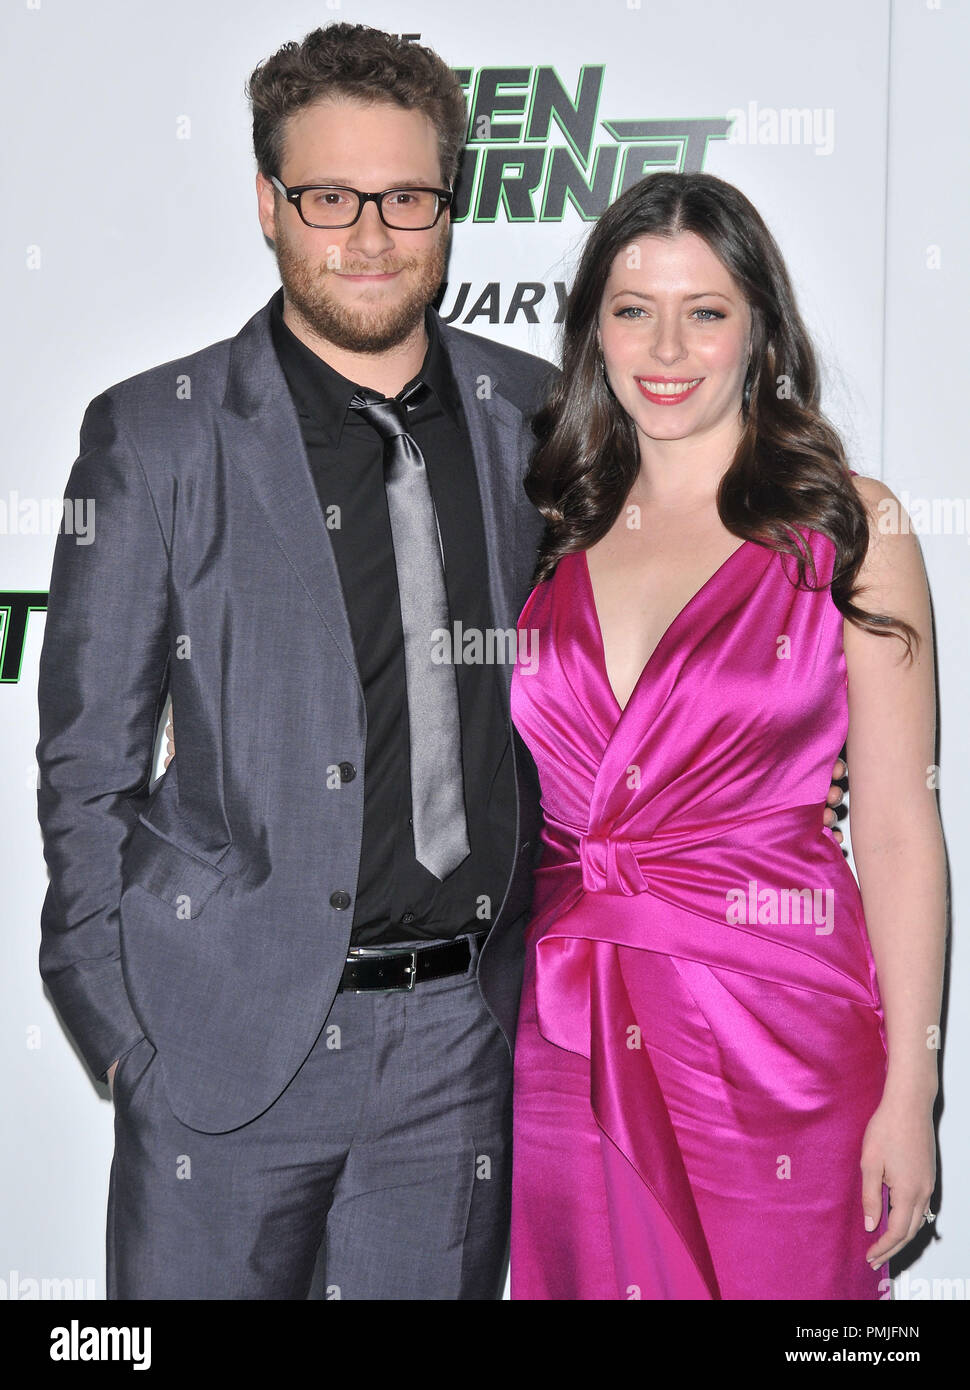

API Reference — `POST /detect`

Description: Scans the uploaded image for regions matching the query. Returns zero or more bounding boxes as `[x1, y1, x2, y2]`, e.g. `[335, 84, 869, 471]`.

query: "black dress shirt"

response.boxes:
[269, 287, 516, 947]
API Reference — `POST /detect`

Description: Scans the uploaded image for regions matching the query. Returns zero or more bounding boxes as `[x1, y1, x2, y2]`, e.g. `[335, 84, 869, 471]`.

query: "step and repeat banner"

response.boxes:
[2, 0, 966, 1307]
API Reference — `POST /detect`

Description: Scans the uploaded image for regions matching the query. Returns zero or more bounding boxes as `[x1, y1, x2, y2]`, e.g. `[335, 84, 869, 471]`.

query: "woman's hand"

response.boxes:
[164, 714, 174, 769]
[860, 1089, 937, 1268]
[823, 755, 846, 845]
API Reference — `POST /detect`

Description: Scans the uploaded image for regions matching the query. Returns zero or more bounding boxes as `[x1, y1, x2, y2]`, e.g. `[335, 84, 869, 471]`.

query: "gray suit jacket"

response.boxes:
[36, 293, 554, 1132]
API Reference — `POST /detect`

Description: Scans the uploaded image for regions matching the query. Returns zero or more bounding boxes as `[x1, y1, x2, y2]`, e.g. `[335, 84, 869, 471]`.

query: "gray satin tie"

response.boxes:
[349, 382, 470, 880]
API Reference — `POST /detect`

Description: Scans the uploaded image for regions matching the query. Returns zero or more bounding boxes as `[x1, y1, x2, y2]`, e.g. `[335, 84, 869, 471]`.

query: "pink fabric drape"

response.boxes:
[509, 530, 890, 1300]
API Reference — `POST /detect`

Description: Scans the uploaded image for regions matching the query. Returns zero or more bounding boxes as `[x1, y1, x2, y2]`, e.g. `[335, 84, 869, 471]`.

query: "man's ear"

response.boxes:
[256, 170, 279, 243]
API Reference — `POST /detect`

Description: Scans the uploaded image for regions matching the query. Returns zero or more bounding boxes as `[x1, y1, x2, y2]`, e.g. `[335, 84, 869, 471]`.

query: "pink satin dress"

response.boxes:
[509, 528, 891, 1300]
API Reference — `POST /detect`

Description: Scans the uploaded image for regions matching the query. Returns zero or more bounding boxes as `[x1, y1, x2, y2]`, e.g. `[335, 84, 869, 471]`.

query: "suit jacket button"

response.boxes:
[338, 761, 357, 782]
[330, 891, 351, 910]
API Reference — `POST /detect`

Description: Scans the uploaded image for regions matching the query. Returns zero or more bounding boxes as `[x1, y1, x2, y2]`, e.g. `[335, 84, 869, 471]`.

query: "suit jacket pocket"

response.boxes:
[121, 814, 228, 921]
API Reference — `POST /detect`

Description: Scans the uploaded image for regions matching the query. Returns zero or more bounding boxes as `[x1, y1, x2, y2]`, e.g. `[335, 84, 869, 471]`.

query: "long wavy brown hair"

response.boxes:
[525, 171, 917, 657]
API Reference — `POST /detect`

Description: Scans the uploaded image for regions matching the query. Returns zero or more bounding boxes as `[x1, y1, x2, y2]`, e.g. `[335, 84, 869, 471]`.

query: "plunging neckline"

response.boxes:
[580, 539, 751, 717]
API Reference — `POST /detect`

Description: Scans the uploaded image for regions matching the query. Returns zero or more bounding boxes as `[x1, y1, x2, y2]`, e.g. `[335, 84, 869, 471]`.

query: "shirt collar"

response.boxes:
[269, 286, 461, 446]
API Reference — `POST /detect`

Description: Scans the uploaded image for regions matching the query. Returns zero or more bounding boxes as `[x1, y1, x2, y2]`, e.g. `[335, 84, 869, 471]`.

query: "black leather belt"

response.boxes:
[336, 930, 489, 993]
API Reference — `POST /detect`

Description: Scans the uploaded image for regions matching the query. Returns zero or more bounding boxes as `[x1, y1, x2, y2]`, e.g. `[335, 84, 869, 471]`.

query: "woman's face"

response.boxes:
[597, 229, 752, 450]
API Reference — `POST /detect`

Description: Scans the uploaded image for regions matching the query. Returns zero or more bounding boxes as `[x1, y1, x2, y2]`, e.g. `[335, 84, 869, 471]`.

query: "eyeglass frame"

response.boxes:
[269, 175, 453, 230]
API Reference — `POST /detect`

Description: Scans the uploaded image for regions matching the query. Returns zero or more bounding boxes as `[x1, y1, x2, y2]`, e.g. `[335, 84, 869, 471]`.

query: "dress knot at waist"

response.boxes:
[548, 803, 829, 901]
[579, 831, 649, 896]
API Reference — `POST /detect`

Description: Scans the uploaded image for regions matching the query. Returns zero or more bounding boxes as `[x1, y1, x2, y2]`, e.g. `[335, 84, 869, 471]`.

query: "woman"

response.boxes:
[509, 171, 945, 1300]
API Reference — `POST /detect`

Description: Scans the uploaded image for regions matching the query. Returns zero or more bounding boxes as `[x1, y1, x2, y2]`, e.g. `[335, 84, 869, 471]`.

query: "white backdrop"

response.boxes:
[1, 0, 966, 1301]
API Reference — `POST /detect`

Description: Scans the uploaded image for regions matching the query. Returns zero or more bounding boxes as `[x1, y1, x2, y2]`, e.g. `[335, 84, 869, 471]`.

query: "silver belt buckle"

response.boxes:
[345, 945, 418, 992]
[399, 947, 418, 991]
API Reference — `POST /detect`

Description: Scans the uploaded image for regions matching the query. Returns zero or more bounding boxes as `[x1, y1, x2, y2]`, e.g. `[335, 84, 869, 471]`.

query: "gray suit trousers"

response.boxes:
[106, 934, 512, 1299]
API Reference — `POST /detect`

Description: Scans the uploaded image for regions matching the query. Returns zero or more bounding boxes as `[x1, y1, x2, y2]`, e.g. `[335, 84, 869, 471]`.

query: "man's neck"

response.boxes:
[281, 296, 429, 397]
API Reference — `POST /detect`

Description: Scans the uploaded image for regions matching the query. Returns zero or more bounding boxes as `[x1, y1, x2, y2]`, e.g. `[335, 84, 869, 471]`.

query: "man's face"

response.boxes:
[256, 97, 450, 354]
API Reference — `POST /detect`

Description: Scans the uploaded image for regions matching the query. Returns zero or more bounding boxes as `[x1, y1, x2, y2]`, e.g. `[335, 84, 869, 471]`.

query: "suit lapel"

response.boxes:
[220, 297, 360, 687]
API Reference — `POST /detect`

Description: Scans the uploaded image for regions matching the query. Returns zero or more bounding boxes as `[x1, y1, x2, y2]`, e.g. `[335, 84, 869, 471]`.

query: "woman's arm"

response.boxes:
[842, 475, 946, 1269]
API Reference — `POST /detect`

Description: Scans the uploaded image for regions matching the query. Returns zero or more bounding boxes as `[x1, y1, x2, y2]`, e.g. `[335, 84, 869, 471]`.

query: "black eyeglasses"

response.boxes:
[270, 177, 452, 230]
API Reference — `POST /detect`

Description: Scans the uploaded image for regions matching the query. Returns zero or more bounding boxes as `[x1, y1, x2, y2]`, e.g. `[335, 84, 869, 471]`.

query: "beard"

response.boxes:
[274, 218, 448, 354]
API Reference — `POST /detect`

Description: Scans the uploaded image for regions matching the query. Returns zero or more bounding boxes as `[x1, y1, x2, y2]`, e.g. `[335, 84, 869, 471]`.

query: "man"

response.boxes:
[36, 22, 846, 1300]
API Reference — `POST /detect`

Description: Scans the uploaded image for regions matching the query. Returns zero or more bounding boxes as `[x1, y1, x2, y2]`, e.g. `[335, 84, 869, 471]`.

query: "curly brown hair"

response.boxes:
[525, 171, 917, 657]
[246, 23, 468, 187]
